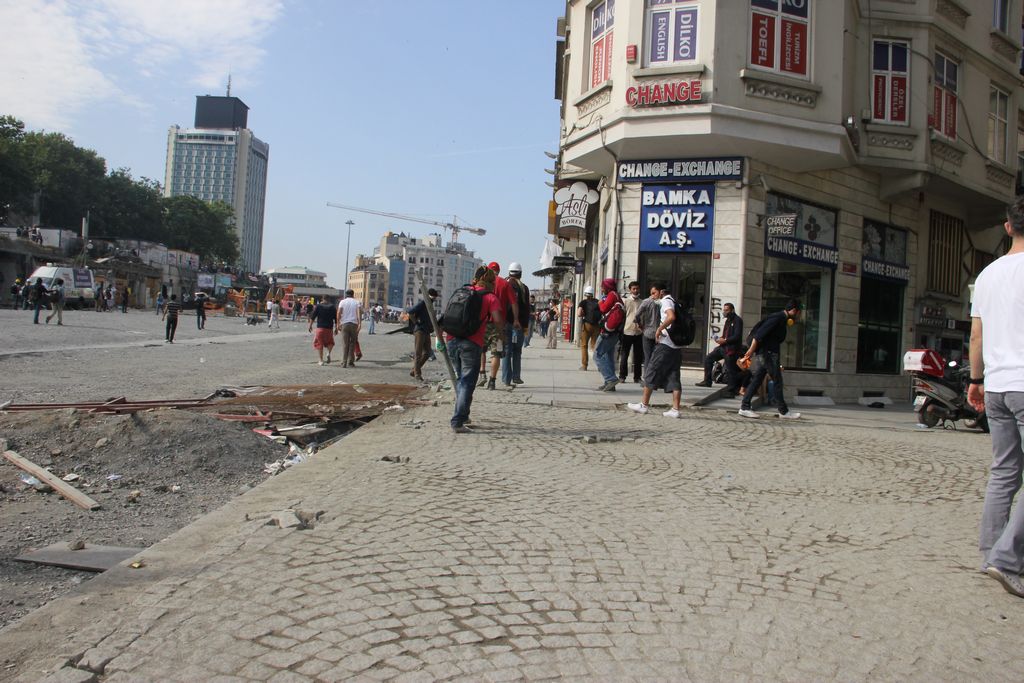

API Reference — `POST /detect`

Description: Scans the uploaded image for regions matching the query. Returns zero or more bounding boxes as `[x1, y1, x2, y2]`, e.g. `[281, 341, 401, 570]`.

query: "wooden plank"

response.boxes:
[15, 542, 142, 572]
[3, 450, 102, 511]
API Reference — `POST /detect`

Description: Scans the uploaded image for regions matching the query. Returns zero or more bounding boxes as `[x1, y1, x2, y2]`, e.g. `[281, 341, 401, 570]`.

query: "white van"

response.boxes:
[26, 264, 96, 308]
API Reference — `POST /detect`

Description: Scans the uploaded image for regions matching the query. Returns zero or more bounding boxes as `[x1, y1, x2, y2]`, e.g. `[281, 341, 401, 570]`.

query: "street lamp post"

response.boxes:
[344, 219, 355, 290]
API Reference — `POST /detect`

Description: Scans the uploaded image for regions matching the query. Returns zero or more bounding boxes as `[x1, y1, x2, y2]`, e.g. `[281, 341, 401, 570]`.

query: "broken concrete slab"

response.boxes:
[15, 543, 143, 572]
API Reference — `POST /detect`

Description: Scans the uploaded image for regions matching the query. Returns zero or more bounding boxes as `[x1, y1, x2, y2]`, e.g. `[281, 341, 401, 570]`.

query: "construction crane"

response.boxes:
[325, 202, 486, 244]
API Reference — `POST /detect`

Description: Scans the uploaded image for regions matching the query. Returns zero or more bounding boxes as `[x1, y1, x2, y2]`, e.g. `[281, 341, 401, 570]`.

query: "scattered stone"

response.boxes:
[294, 509, 324, 530]
[50, 448, 63, 457]
[170, 484, 181, 494]
[268, 510, 303, 529]
[126, 490, 141, 503]
[67, 539, 86, 551]
[380, 455, 410, 464]
[94, 438, 109, 449]
[61, 473, 80, 483]
[580, 436, 597, 444]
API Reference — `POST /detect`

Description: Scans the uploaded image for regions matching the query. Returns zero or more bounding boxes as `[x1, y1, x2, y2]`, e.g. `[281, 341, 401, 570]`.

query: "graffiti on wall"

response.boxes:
[709, 297, 723, 340]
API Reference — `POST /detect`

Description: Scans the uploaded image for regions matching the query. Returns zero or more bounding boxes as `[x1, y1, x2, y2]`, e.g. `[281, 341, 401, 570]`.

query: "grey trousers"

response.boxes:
[980, 391, 1024, 572]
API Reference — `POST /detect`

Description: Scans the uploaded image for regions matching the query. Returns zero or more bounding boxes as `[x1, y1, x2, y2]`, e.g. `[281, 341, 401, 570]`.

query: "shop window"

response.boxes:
[749, 0, 809, 79]
[644, 0, 699, 67]
[988, 85, 1010, 164]
[761, 193, 837, 371]
[927, 210, 963, 296]
[858, 220, 908, 375]
[590, 0, 615, 90]
[932, 52, 958, 140]
[872, 40, 909, 125]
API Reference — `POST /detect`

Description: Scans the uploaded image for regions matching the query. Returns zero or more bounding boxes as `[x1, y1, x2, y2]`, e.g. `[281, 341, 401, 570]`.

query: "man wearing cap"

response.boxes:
[500, 263, 531, 386]
[480, 261, 520, 390]
[576, 285, 601, 370]
[594, 278, 625, 391]
[737, 300, 802, 419]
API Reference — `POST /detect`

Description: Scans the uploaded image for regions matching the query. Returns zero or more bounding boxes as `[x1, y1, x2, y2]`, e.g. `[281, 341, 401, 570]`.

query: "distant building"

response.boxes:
[371, 231, 482, 308]
[164, 95, 269, 274]
[263, 266, 339, 300]
[348, 255, 388, 309]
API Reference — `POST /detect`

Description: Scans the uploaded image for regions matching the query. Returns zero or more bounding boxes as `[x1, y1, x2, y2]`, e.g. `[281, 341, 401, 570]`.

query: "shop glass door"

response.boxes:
[639, 253, 710, 365]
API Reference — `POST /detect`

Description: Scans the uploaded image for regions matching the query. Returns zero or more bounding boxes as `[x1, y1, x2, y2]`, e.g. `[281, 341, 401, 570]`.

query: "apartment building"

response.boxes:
[554, 0, 1022, 402]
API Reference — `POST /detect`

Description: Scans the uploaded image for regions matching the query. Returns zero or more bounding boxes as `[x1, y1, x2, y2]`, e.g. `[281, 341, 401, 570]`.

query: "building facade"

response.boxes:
[348, 255, 389, 309]
[371, 232, 482, 308]
[164, 96, 270, 274]
[554, 0, 1021, 403]
[262, 266, 340, 299]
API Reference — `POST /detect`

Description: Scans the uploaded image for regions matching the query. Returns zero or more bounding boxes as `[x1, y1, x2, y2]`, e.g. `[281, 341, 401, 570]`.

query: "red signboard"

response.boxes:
[603, 31, 614, 84]
[750, 13, 775, 69]
[873, 75, 887, 120]
[591, 36, 606, 89]
[890, 75, 907, 123]
[780, 19, 807, 75]
[944, 91, 957, 138]
[625, 79, 702, 107]
[932, 86, 942, 131]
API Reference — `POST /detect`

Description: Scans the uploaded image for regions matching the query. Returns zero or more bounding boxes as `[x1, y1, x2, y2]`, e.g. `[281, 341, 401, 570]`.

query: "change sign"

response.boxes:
[766, 213, 797, 237]
[639, 184, 715, 253]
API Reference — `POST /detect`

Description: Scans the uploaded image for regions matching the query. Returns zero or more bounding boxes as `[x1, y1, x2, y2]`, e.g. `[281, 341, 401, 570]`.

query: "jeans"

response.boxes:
[447, 338, 482, 428]
[32, 301, 44, 323]
[165, 316, 178, 342]
[594, 331, 620, 384]
[501, 324, 524, 384]
[368, 317, 376, 334]
[980, 391, 1024, 572]
[740, 350, 789, 414]
[540, 321, 550, 337]
[618, 334, 643, 381]
[196, 311, 206, 329]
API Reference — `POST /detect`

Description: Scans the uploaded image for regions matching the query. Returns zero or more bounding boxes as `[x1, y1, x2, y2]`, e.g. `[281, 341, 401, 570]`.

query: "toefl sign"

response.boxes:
[639, 184, 715, 253]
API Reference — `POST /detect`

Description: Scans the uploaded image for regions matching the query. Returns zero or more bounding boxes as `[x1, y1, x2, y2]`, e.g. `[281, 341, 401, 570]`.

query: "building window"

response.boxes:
[590, 0, 614, 89]
[994, 0, 1010, 33]
[1016, 124, 1024, 193]
[644, 0, 698, 67]
[932, 52, 958, 140]
[927, 210, 963, 296]
[872, 40, 909, 125]
[749, 0, 809, 78]
[988, 85, 1010, 164]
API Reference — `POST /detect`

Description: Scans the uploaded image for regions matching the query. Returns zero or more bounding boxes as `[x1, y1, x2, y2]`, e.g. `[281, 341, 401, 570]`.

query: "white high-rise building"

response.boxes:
[371, 231, 482, 308]
[164, 96, 269, 273]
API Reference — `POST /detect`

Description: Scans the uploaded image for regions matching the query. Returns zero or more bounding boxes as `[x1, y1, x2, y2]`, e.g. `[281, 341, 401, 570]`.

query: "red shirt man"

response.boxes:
[489, 262, 520, 328]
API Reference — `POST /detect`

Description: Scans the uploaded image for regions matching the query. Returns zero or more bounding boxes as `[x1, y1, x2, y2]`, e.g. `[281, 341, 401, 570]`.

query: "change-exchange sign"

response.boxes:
[639, 184, 715, 253]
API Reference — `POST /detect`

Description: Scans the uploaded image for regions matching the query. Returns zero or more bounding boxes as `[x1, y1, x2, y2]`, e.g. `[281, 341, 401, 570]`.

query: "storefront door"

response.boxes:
[639, 253, 710, 365]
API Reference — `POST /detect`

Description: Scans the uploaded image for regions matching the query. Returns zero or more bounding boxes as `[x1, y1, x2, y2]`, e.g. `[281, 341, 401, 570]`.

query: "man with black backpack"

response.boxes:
[737, 299, 802, 419]
[440, 266, 504, 433]
[627, 282, 684, 418]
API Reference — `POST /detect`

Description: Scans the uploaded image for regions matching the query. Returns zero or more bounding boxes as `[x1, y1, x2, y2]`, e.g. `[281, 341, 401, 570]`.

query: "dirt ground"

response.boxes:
[0, 409, 288, 629]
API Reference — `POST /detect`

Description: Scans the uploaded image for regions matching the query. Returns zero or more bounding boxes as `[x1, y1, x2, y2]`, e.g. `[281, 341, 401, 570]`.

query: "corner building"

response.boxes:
[555, 0, 1022, 402]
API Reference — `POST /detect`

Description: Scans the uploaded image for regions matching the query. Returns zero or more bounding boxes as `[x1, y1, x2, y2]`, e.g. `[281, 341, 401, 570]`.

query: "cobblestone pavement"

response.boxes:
[0, 323, 1018, 681]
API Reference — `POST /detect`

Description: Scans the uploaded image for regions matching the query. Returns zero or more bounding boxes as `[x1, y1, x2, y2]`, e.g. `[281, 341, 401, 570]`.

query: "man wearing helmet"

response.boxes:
[479, 261, 521, 390]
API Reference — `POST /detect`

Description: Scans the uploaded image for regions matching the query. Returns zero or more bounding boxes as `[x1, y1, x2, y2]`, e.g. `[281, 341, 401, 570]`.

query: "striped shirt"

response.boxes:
[165, 301, 182, 318]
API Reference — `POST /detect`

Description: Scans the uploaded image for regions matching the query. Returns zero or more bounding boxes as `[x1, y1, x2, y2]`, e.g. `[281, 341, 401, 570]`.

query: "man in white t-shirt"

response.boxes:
[337, 290, 363, 367]
[627, 281, 682, 418]
[970, 196, 1024, 598]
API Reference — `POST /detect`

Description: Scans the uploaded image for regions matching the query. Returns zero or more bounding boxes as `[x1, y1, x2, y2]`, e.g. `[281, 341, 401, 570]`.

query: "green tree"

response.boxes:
[20, 130, 107, 228]
[0, 116, 32, 223]
[92, 169, 163, 241]
[161, 195, 239, 263]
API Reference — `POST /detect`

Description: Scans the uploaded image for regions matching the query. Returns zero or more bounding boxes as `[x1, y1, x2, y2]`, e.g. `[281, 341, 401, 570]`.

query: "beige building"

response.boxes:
[348, 255, 388, 309]
[554, 0, 1021, 402]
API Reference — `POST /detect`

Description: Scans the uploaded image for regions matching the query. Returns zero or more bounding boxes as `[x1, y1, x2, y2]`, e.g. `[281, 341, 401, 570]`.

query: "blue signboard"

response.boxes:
[639, 184, 715, 253]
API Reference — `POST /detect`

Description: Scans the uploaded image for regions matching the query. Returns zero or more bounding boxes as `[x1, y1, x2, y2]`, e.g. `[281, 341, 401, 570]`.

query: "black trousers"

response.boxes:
[618, 334, 644, 381]
[703, 346, 741, 391]
[740, 350, 788, 414]
[165, 316, 178, 341]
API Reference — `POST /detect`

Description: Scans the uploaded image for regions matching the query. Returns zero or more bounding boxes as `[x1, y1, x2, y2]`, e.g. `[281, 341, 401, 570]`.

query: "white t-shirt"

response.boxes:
[971, 252, 1024, 392]
[338, 298, 362, 325]
[658, 295, 680, 349]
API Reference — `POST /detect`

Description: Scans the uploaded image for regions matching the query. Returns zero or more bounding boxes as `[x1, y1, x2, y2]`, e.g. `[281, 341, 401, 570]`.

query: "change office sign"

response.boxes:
[639, 184, 715, 252]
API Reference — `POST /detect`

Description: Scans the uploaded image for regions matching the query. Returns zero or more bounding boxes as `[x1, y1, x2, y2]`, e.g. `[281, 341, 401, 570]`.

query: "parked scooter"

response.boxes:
[903, 349, 989, 432]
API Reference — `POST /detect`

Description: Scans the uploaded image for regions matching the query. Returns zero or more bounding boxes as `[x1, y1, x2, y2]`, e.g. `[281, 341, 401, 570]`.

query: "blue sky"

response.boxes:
[0, 0, 563, 288]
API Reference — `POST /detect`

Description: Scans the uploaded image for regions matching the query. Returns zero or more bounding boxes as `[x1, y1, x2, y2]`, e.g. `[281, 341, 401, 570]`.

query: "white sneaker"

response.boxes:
[627, 402, 649, 414]
[318, 361, 324, 366]
[778, 411, 801, 419]
[662, 408, 681, 419]
[738, 409, 759, 419]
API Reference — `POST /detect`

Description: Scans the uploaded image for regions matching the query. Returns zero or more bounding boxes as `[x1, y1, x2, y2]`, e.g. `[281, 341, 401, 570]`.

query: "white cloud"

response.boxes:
[0, 0, 282, 130]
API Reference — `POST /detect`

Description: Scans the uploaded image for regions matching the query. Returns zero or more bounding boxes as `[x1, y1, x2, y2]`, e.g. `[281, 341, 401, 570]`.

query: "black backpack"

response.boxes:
[439, 285, 483, 338]
[666, 298, 696, 346]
